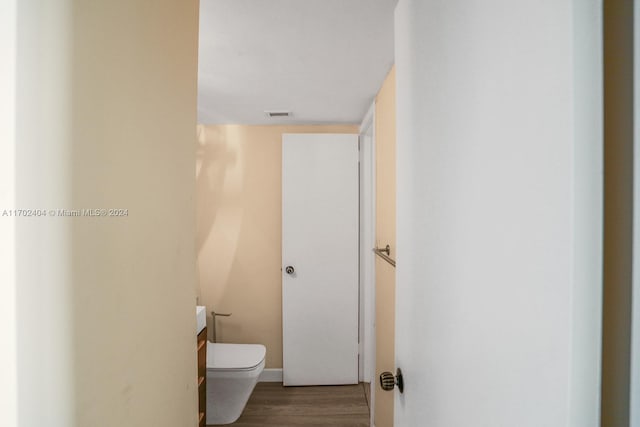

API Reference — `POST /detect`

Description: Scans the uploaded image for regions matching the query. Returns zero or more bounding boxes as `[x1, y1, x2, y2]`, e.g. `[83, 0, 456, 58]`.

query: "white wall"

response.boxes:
[16, 1, 75, 424]
[359, 104, 376, 385]
[569, 1, 603, 424]
[0, 1, 17, 426]
[15, 1, 200, 426]
[394, 0, 602, 426]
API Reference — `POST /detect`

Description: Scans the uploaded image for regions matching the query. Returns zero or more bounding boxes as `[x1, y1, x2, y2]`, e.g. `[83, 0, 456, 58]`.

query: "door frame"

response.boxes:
[359, 101, 376, 425]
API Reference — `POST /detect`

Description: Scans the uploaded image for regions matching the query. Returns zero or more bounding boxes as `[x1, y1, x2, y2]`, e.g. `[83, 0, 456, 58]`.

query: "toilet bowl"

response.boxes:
[206, 342, 266, 425]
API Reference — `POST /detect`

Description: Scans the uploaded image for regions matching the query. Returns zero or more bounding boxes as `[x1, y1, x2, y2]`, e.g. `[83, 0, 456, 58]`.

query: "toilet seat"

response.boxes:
[207, 343, 266, 372]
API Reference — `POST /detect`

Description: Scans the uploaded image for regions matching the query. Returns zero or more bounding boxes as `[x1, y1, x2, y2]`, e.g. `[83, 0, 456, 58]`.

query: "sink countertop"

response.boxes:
[196, 306, 206, 334]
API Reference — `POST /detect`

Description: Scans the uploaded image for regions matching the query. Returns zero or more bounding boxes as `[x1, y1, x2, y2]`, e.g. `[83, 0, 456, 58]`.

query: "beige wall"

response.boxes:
[196, 124, 358, 369]
[15, 1, 200, 426]
[374, 67, 396, 427]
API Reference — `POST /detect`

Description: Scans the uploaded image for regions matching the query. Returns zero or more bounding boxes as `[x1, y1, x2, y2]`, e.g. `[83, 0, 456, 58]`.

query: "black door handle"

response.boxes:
[380, 368, 404, 393]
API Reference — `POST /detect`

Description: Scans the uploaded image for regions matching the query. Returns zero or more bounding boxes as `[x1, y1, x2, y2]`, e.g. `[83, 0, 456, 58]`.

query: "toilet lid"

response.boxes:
[207, 343, 266, 371]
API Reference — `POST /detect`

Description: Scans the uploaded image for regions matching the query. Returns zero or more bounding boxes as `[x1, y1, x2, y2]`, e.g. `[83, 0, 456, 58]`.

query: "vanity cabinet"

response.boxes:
[197, 327, 207, 426]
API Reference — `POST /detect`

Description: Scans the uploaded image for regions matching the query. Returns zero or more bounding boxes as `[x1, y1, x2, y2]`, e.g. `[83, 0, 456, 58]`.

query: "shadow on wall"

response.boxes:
[196, 125, 237, 253]
[196, 125, 247, 341]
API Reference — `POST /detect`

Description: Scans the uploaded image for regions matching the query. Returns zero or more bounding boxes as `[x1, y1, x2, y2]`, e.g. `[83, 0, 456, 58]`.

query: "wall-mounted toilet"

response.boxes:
[206, 342, 266, 425]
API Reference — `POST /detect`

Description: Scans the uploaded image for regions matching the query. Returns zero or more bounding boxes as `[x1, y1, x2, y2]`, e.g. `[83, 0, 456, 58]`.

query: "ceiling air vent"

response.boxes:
[265, 110, 292, 118]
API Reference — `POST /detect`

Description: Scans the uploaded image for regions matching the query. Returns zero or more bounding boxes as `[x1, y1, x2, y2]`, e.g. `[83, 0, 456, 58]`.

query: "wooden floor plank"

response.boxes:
[209, 382, 370, 426]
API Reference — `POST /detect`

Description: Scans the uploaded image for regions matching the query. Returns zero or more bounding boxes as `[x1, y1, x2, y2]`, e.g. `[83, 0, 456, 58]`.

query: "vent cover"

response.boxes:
[265, 110, 291, 118]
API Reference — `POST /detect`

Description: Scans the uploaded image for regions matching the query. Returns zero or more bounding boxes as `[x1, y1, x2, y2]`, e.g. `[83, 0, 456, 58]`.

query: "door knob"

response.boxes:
[379, 368, 404, 393]
[285, 266, 295, 275]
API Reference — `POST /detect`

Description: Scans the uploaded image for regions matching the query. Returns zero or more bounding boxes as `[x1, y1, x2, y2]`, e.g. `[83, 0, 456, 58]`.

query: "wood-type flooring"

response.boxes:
[209, 382, 370, 426]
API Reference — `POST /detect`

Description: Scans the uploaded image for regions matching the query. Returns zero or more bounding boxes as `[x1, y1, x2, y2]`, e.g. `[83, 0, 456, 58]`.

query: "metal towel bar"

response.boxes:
[373, 245, 396, 268]
[211, 310, 232, 343]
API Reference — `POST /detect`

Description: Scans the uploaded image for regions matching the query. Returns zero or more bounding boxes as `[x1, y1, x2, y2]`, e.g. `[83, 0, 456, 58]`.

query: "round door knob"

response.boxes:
[285, 266, 295, 275]
[379, 368, 404, 393]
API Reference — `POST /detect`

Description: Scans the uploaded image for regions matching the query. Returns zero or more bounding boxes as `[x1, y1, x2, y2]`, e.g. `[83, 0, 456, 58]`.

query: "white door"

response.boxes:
[394, 0, 602, 426]
[282, 133, 359, 386]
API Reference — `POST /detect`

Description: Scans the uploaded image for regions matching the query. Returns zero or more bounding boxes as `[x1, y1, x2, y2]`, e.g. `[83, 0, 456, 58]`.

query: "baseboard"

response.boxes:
[259, 368, 283, 382]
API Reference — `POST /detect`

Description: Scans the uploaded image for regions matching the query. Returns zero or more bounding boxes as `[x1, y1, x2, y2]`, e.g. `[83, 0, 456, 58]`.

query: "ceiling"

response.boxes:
[197, 0, 396, 125]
